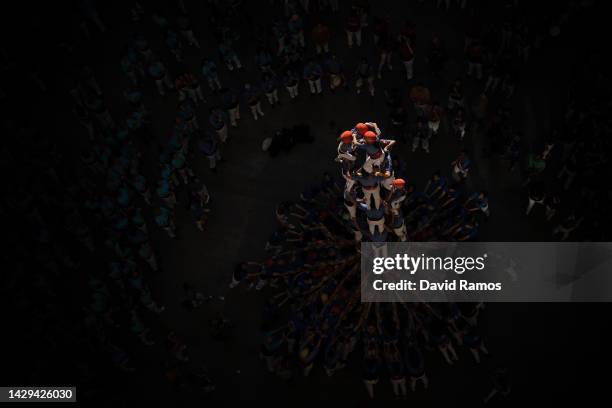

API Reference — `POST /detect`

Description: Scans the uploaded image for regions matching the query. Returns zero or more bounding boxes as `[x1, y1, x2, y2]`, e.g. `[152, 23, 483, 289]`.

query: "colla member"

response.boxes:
[419, 280, 457, 291]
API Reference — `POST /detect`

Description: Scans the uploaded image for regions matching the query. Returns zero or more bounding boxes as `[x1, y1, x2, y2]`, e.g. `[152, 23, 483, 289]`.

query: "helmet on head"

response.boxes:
[392, 178, 406, 188]
[340, 130, 353, 142]
[364, 131, 377, 142]
[355, 123, 368, 135]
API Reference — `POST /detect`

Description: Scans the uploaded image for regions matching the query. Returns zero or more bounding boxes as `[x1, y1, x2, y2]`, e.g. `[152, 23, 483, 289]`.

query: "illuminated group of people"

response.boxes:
[229, 119, 496, 398]
[335, 122, 405, 252]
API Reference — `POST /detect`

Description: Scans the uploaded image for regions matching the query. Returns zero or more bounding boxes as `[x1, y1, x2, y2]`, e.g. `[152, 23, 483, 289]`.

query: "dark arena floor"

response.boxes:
[2, 0, 612, 406]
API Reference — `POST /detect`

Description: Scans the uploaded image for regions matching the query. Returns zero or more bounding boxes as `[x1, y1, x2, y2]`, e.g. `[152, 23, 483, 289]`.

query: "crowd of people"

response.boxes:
[233, 119, 492, 398]
[0, 0, 606, 403]
[519, 56, 611, 242]
[225, 0, 603, 401]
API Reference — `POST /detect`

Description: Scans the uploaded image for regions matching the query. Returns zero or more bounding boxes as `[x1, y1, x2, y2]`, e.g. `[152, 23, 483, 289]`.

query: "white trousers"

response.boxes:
[394, 224, 407, 241]
[452, 164, 468, 181]
[286, 84, 299, 98]
[410, 374, 429, 391]
[345, 201, 356, 219]
[187, 86, 204, 103]
[265, 89, 279, 105]
[485, 76, 500, 93]
[371, 243, 388, 258]
[249, 103, 264, 120]
[391, 377, 407, 397]
[403, 59, 414, 80]
[368, 217, 385, 235]
[413, 135, 430, 152]
[228, 106, 240, 126]
[363, 185, 381, 209]
[378, 52, 392, 76]
[363, 154, 384, 173]
[346, 30, 362, 47]
[316, 42, 329, 54]
[356, 77, 375, 96]
[225, 55, 242, 71]
[428, 120, 440, 134]
[337, 153, 357, 166]
[381, 175, 395, 191]
[526, 197, 545, 215]
[308, 78, 322, 94]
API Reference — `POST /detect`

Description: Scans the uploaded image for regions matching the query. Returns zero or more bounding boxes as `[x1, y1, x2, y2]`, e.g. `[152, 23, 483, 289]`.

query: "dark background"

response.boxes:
[1, 0, 610, 405]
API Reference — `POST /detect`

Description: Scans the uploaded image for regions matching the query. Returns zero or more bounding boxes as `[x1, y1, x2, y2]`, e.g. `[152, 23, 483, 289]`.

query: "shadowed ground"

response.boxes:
[21, 0, 612, 405]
